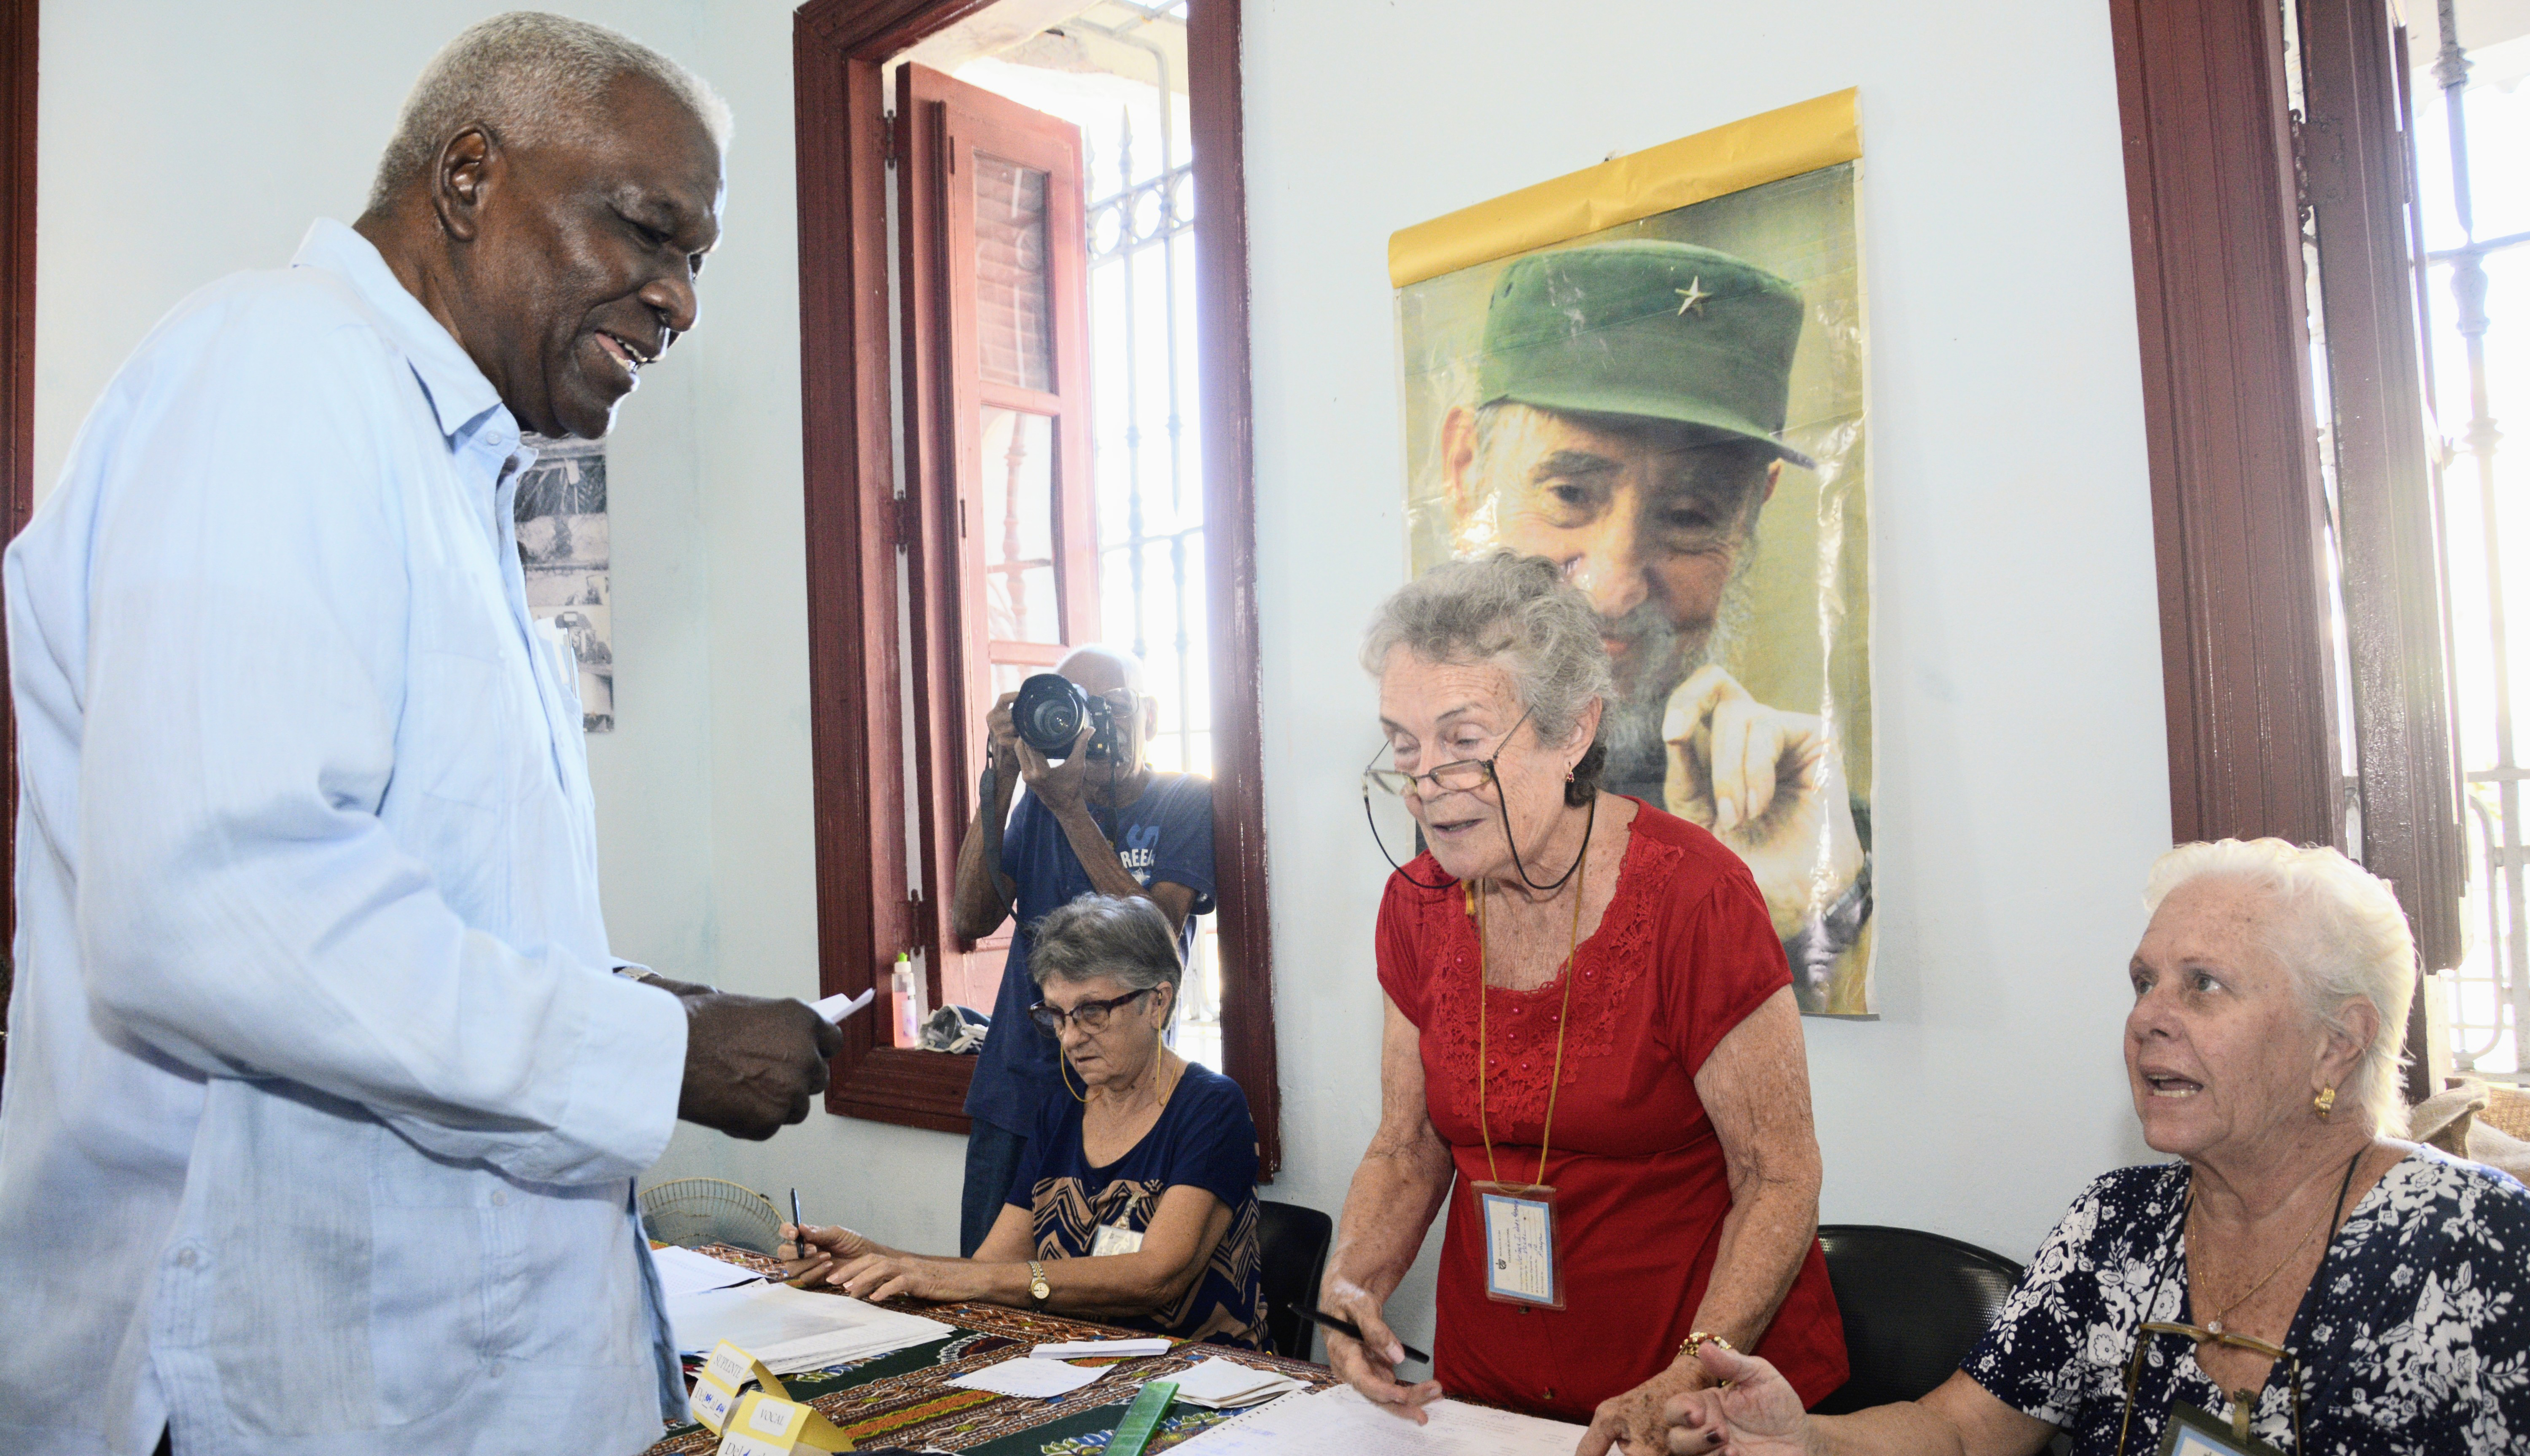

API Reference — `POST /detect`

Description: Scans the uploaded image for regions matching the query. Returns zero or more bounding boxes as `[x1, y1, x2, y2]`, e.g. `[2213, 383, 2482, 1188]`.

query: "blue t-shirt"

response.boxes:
[963, 772, 1217, 1135]
[1005, 1061, 1265, 1348]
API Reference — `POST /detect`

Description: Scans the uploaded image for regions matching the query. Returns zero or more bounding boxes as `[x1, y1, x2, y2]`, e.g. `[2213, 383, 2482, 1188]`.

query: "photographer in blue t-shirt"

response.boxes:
[951, 645, 1217, 1255]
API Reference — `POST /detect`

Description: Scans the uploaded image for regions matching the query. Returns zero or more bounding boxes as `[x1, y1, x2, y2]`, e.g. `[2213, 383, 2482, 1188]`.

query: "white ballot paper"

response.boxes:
[649, 1244, 766, 1299]
[1170, 1384, 1585, 1455]
[813, 988, 876, 1023]
[1163, 1355, 1309, 1410]
[1029, 1338, 1173, 1360]
[668, 1280, 952, 1374]
[946, 1357, 1112, 1399]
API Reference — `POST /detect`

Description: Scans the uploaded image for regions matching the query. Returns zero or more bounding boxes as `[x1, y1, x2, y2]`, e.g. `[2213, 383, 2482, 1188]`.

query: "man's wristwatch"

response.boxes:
[1027, 1260, 1051, 1307]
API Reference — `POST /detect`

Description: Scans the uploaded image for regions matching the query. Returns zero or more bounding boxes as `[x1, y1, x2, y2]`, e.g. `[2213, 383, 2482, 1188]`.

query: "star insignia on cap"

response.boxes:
[1674, 277, 1712, 316]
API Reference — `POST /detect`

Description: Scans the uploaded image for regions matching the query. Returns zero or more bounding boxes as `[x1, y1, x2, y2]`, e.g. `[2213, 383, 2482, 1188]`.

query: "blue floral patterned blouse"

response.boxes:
[1962, 1148, 2530, 1454]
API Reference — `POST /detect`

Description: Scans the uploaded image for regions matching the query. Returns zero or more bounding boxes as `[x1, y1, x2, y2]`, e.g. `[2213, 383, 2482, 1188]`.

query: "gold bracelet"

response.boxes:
[1679, 1330, 1735, 1361]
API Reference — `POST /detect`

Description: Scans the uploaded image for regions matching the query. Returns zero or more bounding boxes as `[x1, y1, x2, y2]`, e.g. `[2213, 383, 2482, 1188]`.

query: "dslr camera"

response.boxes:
[1011, 673, 1119, 763]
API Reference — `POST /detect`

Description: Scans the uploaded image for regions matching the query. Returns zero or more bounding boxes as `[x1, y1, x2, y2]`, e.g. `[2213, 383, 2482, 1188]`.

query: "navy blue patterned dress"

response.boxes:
[1004, 1061, 1264, 1348]
[1962, 1149, 2530, 1454]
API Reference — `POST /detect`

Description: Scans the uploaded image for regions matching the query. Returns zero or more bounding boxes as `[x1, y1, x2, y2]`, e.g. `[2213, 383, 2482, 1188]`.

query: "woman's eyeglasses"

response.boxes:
[1358, 705, 1590, 894]
[1028, 987, 1151, 1035]
[2116, 1321, 2304, 1455]
[1360, 707, 1533, 800]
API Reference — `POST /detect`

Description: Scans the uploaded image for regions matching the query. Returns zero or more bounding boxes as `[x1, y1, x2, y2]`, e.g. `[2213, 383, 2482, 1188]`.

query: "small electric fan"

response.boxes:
[638, 1177, 784, 1254]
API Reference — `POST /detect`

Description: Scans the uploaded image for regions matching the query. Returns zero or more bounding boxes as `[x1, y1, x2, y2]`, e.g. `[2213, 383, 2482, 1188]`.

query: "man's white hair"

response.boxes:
[367, 11, 732, 213]
[2141, 838, 2415, 1138]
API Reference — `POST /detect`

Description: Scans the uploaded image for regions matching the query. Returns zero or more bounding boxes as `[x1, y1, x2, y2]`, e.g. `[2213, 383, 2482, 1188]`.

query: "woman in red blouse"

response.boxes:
[1321, 553, 1846, 1453]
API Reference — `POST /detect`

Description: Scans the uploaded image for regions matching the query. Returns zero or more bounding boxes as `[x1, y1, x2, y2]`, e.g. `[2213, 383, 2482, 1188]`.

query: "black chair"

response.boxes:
[1254, 1199, 1333, 1360]
[1811, 1224, 2024, 1415]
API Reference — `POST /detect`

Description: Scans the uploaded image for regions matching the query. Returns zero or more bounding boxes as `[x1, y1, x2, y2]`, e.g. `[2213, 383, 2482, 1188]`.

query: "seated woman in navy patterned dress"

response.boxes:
[781, 894, 1265, 1348]
[1659, 838, 2530, 1456]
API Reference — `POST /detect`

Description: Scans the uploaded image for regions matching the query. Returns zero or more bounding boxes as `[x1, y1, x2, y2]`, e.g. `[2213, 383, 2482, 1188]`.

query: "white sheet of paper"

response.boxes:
[649, 1244, 764, 1299]
[1165, 1355, 1308, 1409]
[1169, 1385, 1585, 1455]
[667, 1280, 953, 1374]
[812, 988, 876, 1023]
[1029, 1338, 1173, 1359]
[946, 1357, 1112, 1398]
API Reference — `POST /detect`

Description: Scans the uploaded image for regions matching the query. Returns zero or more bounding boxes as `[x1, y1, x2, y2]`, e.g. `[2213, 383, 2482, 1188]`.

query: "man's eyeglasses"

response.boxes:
[1028, 987, 1151, 1035]
[2117, 1322, 2304, 1455]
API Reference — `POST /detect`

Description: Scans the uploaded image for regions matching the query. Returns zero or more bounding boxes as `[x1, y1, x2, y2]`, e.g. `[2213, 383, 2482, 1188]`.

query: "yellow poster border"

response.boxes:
[1386, 89, 1860, 289]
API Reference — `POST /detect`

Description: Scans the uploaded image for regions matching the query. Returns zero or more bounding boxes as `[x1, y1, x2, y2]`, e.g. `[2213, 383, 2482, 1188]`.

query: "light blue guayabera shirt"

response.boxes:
[0, 220, 690, 1455]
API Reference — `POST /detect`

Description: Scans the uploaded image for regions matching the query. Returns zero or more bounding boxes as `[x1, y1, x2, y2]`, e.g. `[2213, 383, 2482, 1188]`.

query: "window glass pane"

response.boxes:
[980, 407, 1060, 647]
[974, 154, 1054, 391]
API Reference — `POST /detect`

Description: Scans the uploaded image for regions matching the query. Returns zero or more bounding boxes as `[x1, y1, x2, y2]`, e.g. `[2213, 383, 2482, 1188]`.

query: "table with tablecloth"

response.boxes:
[643, 1246, 1338, 1455]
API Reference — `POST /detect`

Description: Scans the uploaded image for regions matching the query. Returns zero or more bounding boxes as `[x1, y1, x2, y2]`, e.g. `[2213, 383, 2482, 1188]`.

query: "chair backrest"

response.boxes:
[1254, 1199, 1334, 1360]
[1812, 1224, 2025, 1415]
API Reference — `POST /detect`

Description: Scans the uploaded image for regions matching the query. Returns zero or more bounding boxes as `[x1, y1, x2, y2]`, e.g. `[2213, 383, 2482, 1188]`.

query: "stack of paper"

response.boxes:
[1164, 1356, 1310, 1410]
[946, 1357, 1114, 1398]
[1031, 1338, 1173, 1359]
[1170, 1384, 1586, 1454]
[649, 1244, 766, 1299]
[667, 1280, 954, 1374]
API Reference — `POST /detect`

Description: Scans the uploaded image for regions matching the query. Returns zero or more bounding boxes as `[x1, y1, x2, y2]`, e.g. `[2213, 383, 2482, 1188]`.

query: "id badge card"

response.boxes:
[1090, 1222, 1145, 1257]
[1474, 1181, 1563, 1308]
[2159, 1402, 2288, 1456]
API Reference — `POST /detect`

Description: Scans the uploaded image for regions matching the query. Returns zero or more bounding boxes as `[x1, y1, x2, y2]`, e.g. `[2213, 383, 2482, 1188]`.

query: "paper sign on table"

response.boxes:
[945, 1357, 1112, 1398]
[713, 1388, 856, 1454]
[689, 1340, 785, 1436]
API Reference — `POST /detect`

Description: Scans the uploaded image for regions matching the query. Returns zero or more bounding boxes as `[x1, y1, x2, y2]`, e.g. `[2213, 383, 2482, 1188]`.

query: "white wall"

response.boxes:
[35, 0, 2175, 1355]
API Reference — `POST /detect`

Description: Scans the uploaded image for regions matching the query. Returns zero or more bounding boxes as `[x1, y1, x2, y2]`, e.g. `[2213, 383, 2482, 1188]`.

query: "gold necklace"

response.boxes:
[1472, 837, 1588, 1193]
[2187, 1153, 2357, 1335]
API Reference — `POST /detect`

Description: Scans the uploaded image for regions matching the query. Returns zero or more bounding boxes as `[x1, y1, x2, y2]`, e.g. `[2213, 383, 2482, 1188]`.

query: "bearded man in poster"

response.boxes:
[1440, 240, 1868, 1008]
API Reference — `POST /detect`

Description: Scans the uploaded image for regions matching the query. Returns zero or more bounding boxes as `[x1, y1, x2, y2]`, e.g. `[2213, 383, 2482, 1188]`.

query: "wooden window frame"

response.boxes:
[2109, 0, 2461, 1098]
[793, 0, 1279, 1169]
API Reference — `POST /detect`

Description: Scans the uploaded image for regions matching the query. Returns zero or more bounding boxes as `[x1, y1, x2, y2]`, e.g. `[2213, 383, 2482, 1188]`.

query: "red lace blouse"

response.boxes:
[1375, 800, 1848, 1420]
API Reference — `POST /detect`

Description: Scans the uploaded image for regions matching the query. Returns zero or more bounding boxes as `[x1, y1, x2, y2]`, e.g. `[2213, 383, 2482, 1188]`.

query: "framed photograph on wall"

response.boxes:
[1390, 91, 1873, 1014]
[514, 435, 615, 733]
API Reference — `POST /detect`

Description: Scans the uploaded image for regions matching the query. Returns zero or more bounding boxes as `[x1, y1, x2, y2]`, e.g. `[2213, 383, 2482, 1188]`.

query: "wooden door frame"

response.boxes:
[0, 0, 36, 1092]
[2110, 0, 2463, 1100]
[794, 0, 1279, 1169]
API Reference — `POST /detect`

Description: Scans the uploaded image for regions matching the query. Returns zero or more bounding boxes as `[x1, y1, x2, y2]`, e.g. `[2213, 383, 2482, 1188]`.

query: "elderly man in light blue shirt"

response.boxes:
[0, 16, 841, 1455]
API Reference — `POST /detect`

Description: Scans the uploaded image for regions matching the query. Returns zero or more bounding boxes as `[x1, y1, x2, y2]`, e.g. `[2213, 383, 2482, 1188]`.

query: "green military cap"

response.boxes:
[1478, 239, 1814, 468]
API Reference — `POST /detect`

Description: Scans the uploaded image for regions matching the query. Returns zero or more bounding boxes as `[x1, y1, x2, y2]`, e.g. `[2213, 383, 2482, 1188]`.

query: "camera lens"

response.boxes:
[1013, 674, 1089, 758]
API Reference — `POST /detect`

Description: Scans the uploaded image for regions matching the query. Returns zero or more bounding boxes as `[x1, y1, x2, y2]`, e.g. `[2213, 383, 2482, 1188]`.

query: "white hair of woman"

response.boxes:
[2142, 836, 2414, 1137]
[368, 11, 732, 212]
[1360, 551, 1615, 803]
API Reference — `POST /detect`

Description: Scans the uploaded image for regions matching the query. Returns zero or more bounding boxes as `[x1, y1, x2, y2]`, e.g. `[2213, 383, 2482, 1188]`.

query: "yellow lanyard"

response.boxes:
[1471, 836, 1587, 1194]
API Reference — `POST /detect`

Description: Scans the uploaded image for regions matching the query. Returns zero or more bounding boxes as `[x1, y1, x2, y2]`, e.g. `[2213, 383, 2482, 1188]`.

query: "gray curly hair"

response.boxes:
[2142, 838, 2415, 1138]
[367, 12, 732, 213]
[1028, 894, 1184, 1014]
[1361, 552, 1613, 803]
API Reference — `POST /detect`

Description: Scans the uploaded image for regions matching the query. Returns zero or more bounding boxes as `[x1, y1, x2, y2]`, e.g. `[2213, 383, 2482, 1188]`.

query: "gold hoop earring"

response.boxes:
[2314, 1085, 2337, 1120]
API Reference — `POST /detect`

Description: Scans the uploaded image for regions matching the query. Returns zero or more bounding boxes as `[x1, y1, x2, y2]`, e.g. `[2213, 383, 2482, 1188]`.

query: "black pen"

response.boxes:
[790, 1188, 804, 1237]
[1301, 1308, 1431, 1364]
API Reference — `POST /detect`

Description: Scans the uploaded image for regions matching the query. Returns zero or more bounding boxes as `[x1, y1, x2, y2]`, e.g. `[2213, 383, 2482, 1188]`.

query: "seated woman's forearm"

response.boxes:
[1800, 1404, 1976, 1456]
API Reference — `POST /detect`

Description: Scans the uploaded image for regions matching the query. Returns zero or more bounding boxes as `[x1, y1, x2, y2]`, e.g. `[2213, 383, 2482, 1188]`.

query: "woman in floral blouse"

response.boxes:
[1661, 838, 2530, 1456]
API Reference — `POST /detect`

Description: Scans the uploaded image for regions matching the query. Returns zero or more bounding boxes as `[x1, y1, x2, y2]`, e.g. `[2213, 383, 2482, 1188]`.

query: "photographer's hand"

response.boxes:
[1015, 724, 1096, 814]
